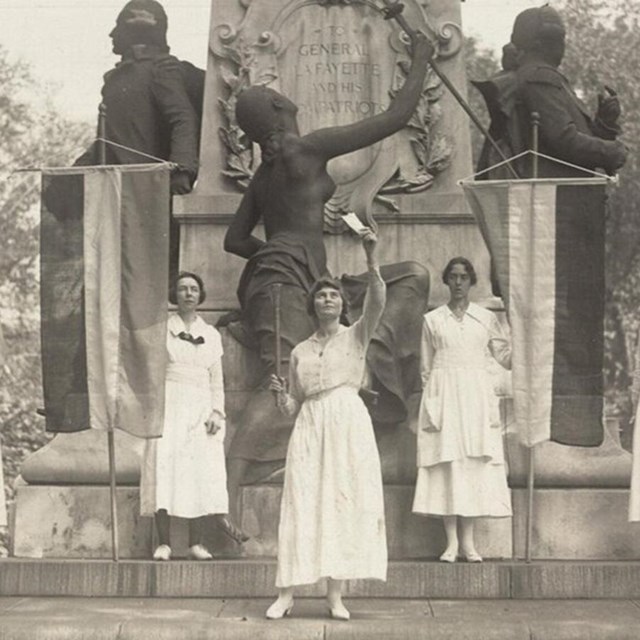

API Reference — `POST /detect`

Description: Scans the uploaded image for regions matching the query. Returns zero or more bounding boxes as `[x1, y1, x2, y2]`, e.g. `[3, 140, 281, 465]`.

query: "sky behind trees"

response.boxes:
[0, 0, 540, 123]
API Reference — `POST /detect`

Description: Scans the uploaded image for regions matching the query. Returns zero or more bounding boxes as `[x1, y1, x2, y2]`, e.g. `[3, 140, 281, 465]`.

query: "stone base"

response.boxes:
[20, 430, 144, 485]
[503, 402, 632, 489]
[11, 484, 511, 560]
[512, 488, 640, 560]
[11, 482, 151, 559]
[13, 482, 640, 561]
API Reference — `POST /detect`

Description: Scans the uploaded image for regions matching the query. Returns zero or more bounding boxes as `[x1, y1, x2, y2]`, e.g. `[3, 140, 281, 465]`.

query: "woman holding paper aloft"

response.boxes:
[266, 229, 386, 621]
[412, 257, 512, 563]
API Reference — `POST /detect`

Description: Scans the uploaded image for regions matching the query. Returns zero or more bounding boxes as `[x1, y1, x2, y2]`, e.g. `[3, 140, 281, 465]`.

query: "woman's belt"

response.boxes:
[304, 384, 360, 401]
[432, 349, 487, 370]
[166, 362, 210, 389]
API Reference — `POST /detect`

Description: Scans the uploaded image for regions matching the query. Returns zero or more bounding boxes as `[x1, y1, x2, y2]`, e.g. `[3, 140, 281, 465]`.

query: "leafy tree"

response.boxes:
[0, 45, 93, 553]
[463, 36, 499, 168]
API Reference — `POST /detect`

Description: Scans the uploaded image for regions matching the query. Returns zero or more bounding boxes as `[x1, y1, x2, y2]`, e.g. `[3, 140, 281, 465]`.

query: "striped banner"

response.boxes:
[40, 164, 170, 438]
[462, 178, 607, 447]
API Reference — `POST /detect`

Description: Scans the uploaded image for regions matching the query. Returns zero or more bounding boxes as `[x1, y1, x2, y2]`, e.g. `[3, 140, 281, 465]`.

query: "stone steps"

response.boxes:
[1, 559, 640, 599]
[3, 596, 640, 640]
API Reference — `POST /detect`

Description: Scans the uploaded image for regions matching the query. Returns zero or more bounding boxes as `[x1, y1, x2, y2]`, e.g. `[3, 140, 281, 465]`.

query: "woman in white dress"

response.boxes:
[140, 272, 237, 560]
[413, 257, 512, 562]
[266, 230, 386, 621]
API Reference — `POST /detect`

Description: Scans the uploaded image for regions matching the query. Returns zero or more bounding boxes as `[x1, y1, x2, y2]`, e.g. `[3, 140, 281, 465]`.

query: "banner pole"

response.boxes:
[98, 103, 107, 166]
[107, 428, 120, 562]
[525, 112, 540, 564]
[97, 101, 120, 562]
[525, 445, 535, 563]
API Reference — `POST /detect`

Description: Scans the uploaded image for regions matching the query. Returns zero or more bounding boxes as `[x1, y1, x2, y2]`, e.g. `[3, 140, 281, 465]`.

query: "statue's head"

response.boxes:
[511, 5, 565, 66]
[235, 85, 298, 145]
[501, 43, 519, 72]
[110, 0, 169, 54]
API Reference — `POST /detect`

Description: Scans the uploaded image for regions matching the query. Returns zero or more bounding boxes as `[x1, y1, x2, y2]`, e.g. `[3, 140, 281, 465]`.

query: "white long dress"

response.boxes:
[629, 337, 640, 521]
[140, 313, 228, 518]
[275, 270, 387, 588]
[412, 303, 512, 518]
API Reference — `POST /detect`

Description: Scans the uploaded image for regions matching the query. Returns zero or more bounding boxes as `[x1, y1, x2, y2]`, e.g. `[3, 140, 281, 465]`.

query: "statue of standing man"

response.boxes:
[75, 0, 204, 277]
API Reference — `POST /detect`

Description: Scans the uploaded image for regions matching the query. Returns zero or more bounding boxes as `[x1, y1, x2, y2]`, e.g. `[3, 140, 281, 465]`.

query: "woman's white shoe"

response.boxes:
[327, 600, 350, 621]
[439, 548, 458, 563]
[152, 544, 172, 561]
[188, 544, 213, 560]
[265, 597, 294, 620]
[461, 550, 483, 563]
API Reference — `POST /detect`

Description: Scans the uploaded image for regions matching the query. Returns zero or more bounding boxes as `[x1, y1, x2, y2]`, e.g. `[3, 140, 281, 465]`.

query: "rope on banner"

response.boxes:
[13, 138, 177, 174]
[458, 149, 619, 185]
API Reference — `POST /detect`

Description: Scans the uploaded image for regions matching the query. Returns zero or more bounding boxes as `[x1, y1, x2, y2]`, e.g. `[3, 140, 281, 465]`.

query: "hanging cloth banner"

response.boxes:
[40, 163, 170, 438]
[461, 177, 609, 448]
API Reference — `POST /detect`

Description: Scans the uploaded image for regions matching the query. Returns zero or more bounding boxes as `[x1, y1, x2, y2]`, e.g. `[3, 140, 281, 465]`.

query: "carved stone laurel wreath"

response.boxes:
[215, 0, 458, 226]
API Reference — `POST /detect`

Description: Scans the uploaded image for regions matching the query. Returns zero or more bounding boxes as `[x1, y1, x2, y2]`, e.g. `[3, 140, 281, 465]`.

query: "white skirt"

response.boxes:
[276, 386, 387, 588]
[0, 442, 6, 527]
[412, 457, 512, 518]
[140, 375, 228, 518]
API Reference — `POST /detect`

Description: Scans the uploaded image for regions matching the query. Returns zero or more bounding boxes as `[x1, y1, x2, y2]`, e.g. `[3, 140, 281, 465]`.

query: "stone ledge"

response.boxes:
[2, 560, 640, 599]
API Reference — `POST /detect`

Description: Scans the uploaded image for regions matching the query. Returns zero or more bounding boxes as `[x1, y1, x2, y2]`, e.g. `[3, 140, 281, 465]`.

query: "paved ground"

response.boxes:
[1, 597, 640, 639]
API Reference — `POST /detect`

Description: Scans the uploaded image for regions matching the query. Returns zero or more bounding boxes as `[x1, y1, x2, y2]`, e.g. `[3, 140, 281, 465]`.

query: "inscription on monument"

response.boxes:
[296, 31, 383, 121]
[211, 0, 459, 224]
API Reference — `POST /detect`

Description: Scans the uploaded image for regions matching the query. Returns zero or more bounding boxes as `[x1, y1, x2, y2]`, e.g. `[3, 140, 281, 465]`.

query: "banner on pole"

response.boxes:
[40, 164, 170, 438]
[462, 177, 608, 448]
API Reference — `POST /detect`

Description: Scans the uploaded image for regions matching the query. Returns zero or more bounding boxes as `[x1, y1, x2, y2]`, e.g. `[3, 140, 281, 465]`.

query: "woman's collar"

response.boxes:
[168, 313, 203, 336]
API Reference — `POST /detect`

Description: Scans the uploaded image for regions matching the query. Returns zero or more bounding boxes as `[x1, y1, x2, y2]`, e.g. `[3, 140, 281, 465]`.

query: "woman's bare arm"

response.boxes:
[354, 230, 386, 345]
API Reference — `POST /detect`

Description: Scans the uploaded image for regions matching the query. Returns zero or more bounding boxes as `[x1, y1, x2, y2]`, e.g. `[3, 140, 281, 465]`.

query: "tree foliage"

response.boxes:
[0, 45, 93, 552]
[463, 36, 499, 168]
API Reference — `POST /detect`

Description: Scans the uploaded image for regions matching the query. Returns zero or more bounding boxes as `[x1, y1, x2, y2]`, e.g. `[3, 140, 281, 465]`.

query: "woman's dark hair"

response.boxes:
[169, 271, 206, 305]
[442, 257, 477, 286]
[306, 277, 349, 323]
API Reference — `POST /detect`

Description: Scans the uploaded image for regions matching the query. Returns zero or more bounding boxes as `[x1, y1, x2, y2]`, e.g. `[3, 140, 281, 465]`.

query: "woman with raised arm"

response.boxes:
[223, 31, 433, 536]
[266, 229, 385, 620]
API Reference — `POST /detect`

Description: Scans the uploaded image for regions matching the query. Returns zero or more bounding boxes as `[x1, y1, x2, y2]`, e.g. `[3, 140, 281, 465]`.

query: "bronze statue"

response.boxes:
[75, 0, 204, 276]
[472, 43, 520, 180]
[512, 6, 625, 177]
[223, 31, 434, 534]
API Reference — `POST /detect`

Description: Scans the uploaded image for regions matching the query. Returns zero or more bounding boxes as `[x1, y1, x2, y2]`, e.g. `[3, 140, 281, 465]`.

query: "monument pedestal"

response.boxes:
[11, 389, 637, 560]
[10, 483, 511, 560]
[12, 0, 637, 568]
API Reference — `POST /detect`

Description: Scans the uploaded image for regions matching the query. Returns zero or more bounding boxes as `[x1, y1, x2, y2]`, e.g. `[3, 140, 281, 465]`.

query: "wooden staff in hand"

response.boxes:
[271, 283, 283, 406]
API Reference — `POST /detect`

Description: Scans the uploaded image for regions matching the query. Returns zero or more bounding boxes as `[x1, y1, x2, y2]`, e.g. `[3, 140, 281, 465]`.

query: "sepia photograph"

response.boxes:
[0, 0, 639, 637]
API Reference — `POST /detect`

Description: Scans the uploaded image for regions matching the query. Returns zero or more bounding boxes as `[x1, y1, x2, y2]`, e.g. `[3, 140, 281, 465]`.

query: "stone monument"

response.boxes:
[173, 0, 510, 560]
[11, 0, 637, 561]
